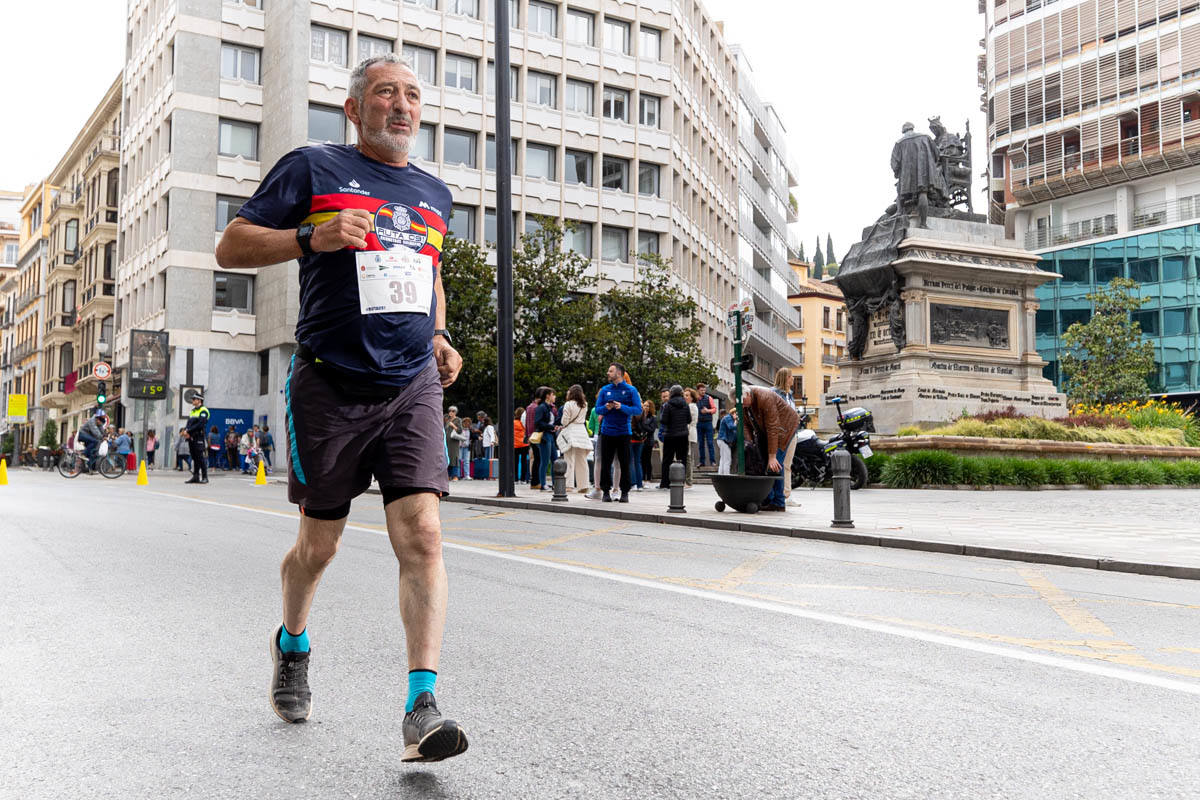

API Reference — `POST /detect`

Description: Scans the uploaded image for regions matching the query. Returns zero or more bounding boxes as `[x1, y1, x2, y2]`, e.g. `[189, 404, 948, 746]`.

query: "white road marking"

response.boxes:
[148, 490, 1200, 697]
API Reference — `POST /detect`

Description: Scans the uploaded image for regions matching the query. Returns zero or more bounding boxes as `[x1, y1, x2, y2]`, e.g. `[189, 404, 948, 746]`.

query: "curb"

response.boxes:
[437, 492, 1200, 581]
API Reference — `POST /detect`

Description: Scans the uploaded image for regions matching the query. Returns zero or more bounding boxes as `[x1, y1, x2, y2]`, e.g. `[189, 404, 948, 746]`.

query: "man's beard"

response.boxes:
[360, 114, 413, 157]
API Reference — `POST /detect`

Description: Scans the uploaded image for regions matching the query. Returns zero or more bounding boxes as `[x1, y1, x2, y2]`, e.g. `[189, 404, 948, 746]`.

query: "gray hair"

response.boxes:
[349, 52, 417, 106]
[669, 384, 684, 398]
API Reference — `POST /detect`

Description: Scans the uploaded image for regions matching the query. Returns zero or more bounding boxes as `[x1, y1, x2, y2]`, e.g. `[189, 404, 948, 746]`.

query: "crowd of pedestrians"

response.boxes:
[442, 365, 803, 509]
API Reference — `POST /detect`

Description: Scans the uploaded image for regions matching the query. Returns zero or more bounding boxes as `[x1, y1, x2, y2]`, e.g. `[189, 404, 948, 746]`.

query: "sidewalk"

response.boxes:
[442, 477, 1200, 580]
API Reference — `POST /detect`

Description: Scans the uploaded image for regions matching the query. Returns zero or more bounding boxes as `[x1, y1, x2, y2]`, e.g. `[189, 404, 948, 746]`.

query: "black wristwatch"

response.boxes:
[296, 223, 316, 256]
[433, 328, 453, 345]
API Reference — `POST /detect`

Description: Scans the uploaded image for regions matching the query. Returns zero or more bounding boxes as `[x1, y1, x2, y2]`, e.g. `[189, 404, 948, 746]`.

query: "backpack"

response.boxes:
[741, 413, 767, 476]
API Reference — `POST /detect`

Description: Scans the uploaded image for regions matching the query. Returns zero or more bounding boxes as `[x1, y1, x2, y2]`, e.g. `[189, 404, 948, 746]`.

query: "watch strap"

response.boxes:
[433, 328, 453, 345]
[296, 224, 315, 257]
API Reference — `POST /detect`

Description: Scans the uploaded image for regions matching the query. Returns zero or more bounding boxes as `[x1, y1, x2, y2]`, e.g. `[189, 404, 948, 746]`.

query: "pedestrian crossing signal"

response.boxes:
[96, 381, 107, 405]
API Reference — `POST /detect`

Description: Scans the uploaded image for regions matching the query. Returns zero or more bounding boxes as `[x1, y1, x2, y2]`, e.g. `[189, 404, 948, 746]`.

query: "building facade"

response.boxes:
[39, 76, 123, 443]
[983, 0, 1200, 397]
[8, 182, 57, 451]
[787, 258, 845, 429]
[1, 189, 24, 439]
[732, 47, 801, 387]
[117, 0, 793, 458]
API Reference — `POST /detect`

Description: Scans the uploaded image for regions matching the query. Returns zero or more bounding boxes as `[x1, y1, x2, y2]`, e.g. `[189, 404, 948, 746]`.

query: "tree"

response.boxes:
[796, 241, 805, 262]
[38, 422, 57, 449]
[826, 233, 837, 266]
[1059, 277, 1156, 406]
[596, 253, 719, 397]
[438, 233, 498, 415]
[812, 237, 825, 279]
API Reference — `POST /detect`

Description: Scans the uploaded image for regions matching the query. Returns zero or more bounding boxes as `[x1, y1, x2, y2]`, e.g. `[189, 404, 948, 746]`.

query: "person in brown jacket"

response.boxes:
[743, 387, 800, 511]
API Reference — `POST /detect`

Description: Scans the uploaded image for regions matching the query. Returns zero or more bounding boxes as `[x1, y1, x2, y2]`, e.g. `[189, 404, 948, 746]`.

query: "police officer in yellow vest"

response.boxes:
[185, 393, 210, 484]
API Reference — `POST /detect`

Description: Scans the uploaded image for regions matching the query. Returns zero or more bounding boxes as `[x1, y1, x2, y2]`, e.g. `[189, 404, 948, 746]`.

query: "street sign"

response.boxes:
[6, 393, 27, 423]
[128, 329, 170, 400]
[726, 299, 753, 334]
[92, 362, 112, 380]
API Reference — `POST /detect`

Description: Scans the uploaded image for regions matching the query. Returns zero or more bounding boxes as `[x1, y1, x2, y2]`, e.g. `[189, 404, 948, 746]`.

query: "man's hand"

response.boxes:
[433, 336, 462, 387]
[311, 209, 373, 251]
[768, 455, 782, 473]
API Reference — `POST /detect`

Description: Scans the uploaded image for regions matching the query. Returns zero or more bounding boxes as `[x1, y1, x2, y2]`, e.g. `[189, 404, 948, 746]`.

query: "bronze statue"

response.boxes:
[891, 122, 947, 229]
[930, 116, 973, 213]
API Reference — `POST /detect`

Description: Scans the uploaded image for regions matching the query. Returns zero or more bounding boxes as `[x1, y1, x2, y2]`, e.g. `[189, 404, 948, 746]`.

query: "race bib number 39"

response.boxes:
[356, 250, 434, 316]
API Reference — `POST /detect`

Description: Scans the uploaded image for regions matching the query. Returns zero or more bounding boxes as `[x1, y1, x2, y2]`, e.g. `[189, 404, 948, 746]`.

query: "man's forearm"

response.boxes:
[215, 219, 302, 269]
[434, 270, 447, 329]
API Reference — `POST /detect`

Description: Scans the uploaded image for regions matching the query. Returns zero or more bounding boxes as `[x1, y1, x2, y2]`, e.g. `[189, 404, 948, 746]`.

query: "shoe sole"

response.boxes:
[268, 633, 312, 724]
[402, 721, 469, 762]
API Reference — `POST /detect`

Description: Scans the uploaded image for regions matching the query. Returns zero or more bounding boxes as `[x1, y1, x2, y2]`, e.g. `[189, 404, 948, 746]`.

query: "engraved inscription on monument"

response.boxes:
[929, 304, 1009, 349]
[868, 309, 891, 350]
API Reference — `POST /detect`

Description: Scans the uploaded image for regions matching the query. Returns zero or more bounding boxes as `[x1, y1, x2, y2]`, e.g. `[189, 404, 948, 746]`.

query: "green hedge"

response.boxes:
[877, 449, 1200, 489]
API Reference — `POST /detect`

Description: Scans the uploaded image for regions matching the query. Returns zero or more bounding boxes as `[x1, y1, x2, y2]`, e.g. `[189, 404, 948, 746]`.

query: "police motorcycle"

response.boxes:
[791, 397, 874, 491]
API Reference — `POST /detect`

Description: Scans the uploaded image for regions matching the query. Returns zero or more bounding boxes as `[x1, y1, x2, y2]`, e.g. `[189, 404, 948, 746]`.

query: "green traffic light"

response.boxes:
[97, 395, 107, 404]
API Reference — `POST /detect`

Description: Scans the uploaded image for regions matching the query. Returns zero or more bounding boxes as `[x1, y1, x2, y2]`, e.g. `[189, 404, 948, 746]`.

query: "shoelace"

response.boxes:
[279, 655, 309, 684]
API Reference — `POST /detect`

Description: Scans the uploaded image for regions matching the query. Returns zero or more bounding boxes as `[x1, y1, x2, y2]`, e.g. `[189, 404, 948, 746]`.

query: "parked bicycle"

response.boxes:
[58, 440, 126, 479]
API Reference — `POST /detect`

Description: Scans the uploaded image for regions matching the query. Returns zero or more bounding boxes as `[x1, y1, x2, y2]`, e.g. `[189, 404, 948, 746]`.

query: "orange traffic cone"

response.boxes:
[255, 458, 267, 485]
[136, 460, 149, 486]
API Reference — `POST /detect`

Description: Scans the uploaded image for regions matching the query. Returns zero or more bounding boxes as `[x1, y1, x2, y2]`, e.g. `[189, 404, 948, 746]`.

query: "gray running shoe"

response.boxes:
[269, 626, 312, 723]
[402, 692, 468, 762]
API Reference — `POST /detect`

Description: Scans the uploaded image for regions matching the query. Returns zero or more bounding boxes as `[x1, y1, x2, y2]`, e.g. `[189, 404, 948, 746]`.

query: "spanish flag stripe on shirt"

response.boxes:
[301, 195, 445, 253]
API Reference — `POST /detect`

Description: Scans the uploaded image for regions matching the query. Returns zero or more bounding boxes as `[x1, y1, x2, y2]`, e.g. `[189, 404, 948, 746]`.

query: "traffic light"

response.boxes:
[729, 353, 754, 373]
[96, 381, 107, 405]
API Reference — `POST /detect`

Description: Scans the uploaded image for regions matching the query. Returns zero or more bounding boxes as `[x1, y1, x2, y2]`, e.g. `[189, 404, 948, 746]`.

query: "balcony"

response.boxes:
[1129, 196, 1200, 233]
[739, 166, 788, 241]
[13, 341, 36, 362]
[51, 186, 82, 213]
[822, 354, 839, 366]
[1024, 215, 1120, 250]
[15, 288, 40, 310]
[745, 318, 800, 366]
[44, 311, 77, 342]
[41, 379, 68, 407]
[744, 267, 798, 325]
[86, 135, 120, 169]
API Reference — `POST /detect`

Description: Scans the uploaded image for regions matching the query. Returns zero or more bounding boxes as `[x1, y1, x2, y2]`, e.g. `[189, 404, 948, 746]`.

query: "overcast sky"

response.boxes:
[2, 0, 983, 262]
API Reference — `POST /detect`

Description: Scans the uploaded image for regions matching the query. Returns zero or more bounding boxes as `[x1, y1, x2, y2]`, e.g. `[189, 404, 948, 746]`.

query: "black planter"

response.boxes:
[711, 474, 777, 514]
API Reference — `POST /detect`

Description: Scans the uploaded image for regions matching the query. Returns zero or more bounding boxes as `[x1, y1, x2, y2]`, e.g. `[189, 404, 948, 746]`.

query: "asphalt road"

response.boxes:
[3, 470, 1199, 799]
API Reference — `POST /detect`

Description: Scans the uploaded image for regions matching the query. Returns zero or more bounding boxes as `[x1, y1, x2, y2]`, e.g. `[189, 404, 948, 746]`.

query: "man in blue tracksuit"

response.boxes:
[594, 362, 642, 503]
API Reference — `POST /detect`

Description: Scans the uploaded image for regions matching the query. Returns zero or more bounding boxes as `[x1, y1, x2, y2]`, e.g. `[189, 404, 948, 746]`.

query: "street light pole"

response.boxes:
[494, 0, 516, 497]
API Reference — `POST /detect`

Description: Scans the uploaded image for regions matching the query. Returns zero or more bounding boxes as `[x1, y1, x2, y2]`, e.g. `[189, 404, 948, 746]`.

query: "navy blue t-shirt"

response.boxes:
[237, 144, 452, 386]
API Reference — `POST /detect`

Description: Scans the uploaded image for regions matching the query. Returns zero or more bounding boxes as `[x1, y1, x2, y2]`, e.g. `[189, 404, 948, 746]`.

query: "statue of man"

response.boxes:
[891, 122, 947, 228]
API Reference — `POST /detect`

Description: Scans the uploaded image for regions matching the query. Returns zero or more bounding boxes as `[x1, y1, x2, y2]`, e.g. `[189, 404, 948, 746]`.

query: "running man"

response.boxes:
[215, 53, 467, 762]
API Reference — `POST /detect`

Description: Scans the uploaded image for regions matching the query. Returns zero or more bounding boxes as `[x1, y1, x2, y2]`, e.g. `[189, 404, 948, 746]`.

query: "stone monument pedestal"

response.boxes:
[824, 217, 1067, 434]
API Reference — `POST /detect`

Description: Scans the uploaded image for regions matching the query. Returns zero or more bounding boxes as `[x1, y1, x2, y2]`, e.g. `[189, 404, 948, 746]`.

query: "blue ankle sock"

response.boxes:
[279, 624, 309, 653]
[406, 669, 437, 712]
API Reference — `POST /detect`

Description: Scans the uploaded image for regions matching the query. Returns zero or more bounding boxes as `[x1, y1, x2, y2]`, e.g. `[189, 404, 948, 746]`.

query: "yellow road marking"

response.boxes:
[1017, 568, 1117, 639]
[709, 549, 786, 591]
[509, 530, 607, 552]
[1160, 647, 1200, 655]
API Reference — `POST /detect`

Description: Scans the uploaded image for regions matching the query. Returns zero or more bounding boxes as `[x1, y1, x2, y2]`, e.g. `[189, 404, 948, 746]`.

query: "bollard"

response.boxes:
[667, 461, 686, 513]
[830, 448, 854, 528]
[551, 458, 568, 502]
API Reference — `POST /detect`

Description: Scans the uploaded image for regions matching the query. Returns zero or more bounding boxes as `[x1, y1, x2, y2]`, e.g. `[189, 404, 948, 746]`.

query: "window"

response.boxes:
[414, 123, 435, 161]
[602, 86, 629, 122]
[221, 43, 260, 83]
[565, 79, 593, 114]
[1093, 258, 1123, 283]
[485, 135, 517, 172]
[637, 230, 659, 257]
[448, 204, 476, 240]
[357, 34, 393, 63]
[106, 170, 119, 207]
[566, 150, 593, 185]
[404, 0, 437, 7]
[216, 195, 246, 231]
[823, 306, 831, 329]
[1129, 257, 1159, 283]
[62, 280, 76, 313]
[603, 17, 631, 54]
[487, 61, 519, 99]
[444, 53, 477, 92]
[1059, 308, 1090, 332]
[637, 162, 660, 196]
[214, 274, 254, 312]
[64, 219, 78, 252]
[3, 244, 16, 264]
[259, 351, 269, 395]
[566, 9, 594, 45]
[527, 70, 556, 107]
[1057, 257, 1089, 283]
[403, 44, 437, 85]
[308, 105, 346, 144]
[219, 119, 258, 159]
[444, 128, 477, 167]
[639, 93, 660, 128]
[525, 143, 556, 180]
[566, 222, 593, 257]
[1163, 307, 1192, 336]
[447, 0, 478, 17]
[528, 1, 557, 36]
[1132, 309, 1160, 336]
[602, 156, 629, 191]
[602, 226, 629, 262]
[310, 25, 348, 67]
[1036, 309, 1056, 336]
[100, 315, 113, 346]
[639, 26, 661, 60]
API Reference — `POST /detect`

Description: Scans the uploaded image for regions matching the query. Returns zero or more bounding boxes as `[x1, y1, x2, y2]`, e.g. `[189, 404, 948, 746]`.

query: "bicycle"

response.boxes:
[58, 442, 127, 479]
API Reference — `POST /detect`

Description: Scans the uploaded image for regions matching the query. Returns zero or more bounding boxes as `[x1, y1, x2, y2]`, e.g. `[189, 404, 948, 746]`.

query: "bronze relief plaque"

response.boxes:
[930, 304, 1009, 349]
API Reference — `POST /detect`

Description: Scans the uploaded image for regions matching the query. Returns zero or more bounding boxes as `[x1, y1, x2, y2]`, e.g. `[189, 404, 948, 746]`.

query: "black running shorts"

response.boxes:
[284, 352, 449, 512]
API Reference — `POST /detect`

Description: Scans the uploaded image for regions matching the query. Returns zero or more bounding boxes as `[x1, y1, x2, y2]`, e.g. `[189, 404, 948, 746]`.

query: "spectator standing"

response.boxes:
[716, 408, 738, 475]
[225, 426, 240, 472]
[523, 390, 541, 487]
[260, 425, 275, 473]
[772, 367, 801, 506]
[593, 363, 642, 503]
[240, 427, 256, 473]
[512, 407, 529, 482]
[684, 388, 699, 487]
[175, 426, 191, 471]
[743, 387, 800, 512]
[637, 400, 657, 487]
[444, 408, 463, 480]
[695, 383, 717, 467]
[480, 415, 496, 463]
[657, 385, 691, 488]
[629, 406, 648, 491]
[115, 428, 134, 472]
[556, 384, 592, 493]
[209, 425, 223, 470]
[531, 387, 557, 489]
[145, 429, 158, 470]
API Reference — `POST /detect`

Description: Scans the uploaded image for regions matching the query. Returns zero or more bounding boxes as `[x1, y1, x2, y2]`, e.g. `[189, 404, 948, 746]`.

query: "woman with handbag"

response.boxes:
[530, 387, 557, 489]
[557, 385, 592, 493]
[445, 408, 463, 480]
